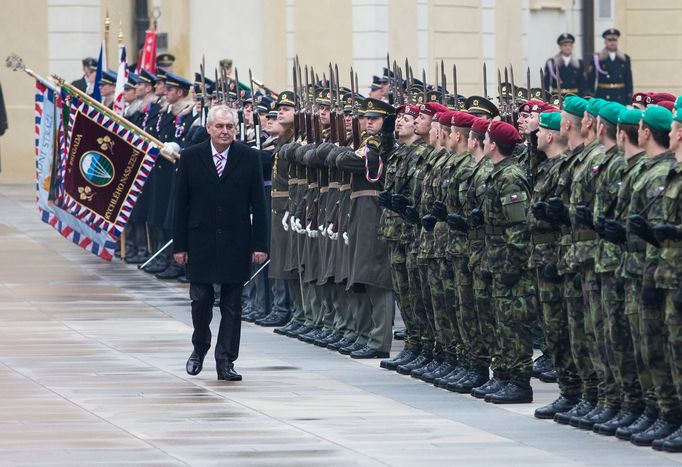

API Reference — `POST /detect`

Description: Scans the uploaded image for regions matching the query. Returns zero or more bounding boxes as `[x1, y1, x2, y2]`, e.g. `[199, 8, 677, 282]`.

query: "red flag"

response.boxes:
[136, 27, 157, 74]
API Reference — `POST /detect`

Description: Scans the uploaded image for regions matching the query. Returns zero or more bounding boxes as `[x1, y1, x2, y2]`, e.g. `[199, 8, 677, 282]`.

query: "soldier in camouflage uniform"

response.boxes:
[476, 120, 535, 404]
[623, 106, 681, 446]
[379, 104, 425, 369]
[649, 110, 682, 452]
[530, 112, 583, 419]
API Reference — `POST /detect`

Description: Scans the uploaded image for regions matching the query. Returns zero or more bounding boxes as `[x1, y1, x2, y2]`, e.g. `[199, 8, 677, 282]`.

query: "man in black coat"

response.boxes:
[173, 105, 268, 381]
[588, 28, 633, 104]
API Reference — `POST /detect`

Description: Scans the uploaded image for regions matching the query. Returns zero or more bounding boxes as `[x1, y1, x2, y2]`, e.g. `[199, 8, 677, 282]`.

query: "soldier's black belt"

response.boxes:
[484, 225, 505, 236]
[572, 230, 597, 242]
[553, 88, 578, 94]
[272, 191, 289, 198]
[350, 190, 379, 199]
[598, 83, 625, 89]
[532, 232, 560, 244]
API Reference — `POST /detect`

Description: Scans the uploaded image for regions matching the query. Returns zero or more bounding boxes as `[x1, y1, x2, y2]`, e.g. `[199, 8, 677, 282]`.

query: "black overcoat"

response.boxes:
[173, 139, 268, 284]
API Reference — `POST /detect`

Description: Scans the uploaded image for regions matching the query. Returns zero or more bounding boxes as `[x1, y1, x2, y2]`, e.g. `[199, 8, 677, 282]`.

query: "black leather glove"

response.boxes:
[575, 204, 594, 230]
[470, 208, 484, 228]
[432, 200, 447, 221]
[380, 115, 397, 154]
[460, 256, 470, 274]
[421, 214, 437, 231]
[405, 205, 421, 225]
[604, 219, 627, 244]
[543, 263, 562, 283]
[546, 197, 571, 226]
[642, 286, 665, 307]
[500, 272, 521, 287]
[481, 271, 493, 285]
[447, 213, 469, 232]
[595, 215, 606, 238]
[628, 214, 660, 247]
[572, 272, 582, 290]
[532, 202, 549, 222]
[378, 190, 392, 209]
[381, 114, 397, 135]
[652, 222, 682, 243]
[391, 194, 410, 215]
[675, 283, 682, 313]
[615, 277, 625, 295]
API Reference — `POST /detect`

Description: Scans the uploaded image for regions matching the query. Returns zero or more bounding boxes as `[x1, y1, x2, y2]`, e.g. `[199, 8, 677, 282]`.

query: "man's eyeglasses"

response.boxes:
[214, 123, 236, 131]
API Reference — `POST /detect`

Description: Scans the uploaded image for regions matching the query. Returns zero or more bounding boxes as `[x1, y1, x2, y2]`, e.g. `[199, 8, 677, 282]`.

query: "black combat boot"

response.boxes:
[593, 406, 642, 435]
[554, 398, 596, 425]
[615, 406, 658, 440]
[631, 415, 680, 447]
[487, 378, 533, 404]
[535, 395, 579, 420]
[472, 372, 509, 399]
[449, 367, 489, 394]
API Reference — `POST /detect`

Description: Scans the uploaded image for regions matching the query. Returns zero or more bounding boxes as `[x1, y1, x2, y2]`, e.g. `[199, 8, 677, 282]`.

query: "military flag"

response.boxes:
[112, 44, 128, 115]
[136, 26, 157, 74]
[91, 39, 108, 103]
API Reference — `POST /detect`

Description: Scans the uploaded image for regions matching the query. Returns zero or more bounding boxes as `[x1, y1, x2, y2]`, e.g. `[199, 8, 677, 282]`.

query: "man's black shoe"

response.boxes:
[472, 376, 508, 399]
[143, 258, 169, 274]
[217, 364, 242, 381]
[538, 369, 558, 383]
[124, 249, 149, 264]
[339, 341, 365, 355]
[300, 328, 325, 344]
[570, 403, 604, 428]
[155, 261, 184, 280]
[423, 359, 457, 384]
[449, 368, 489, 394]
[257, 312, 291, 327]
[396, 352, 431, 375]
[615, 407, 658, 440]
[327, 337, 354, 351]
[350, 345, 390, 359]
[661, 426, 682, 452]
[631, 417, 679, 447]
[274, 320, 300, 335]
[393, 328, 406, 340]
[411, 358, 442, 380]
[436, 364, 469, 388]
[186, 351, 206, 376]
[286, 324, 313, 338]
[487, 381, 533, 404]
[535, 395, 579, 419]
[578, 405, 620, 430]
[177, 275, 189, 283]
[380, 347, 417, 370]
[554, 398, 596, 425]
[532, 354, 553, 378]
[593, 407, 642, 435]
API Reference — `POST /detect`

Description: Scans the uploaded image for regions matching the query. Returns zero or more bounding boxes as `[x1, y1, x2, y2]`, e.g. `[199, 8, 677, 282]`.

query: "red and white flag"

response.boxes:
[136, 27, 157, 74]
[112, 45, 128, 115]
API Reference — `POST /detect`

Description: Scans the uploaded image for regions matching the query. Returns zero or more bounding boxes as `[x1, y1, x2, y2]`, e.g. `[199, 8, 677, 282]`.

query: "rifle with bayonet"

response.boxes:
[386, 53, 394, 105]
[483, 62, 488, 99]
[440, 60, 446, 106]
[350, 67, 360, 150]
[311, 67, 322, 145]
[453, 64, 459, 109]
[249, 69, 261, 149]
[328, 63, 338, 144]
[334, 64, 345, 145]
[234, 68, 246, 142]
[199, 55, 207, 126]
[304, 65, 313, 144]
[292, 60, 300, 141]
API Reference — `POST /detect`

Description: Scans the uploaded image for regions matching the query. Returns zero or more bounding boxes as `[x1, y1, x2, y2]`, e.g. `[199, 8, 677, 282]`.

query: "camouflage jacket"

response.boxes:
[434, 151, 472, 257]
[418, 148, 449, 260]
[444, 152, 475, 258]
[654, 163, 682, 289]
[565, 137, 604, 270]
[401, 141, 432, 247]
[380, 141, 417, 241]
[528, 151, 568, 269]
[592, 145, 625, 273]
[482, 156, 532, 273]
[463, 157, 494, 270]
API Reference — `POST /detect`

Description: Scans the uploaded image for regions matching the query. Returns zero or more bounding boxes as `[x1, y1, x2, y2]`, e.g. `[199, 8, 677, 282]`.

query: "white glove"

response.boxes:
[343, 232, 349, 245]
[290, 216, 297, 231]
[331, 231, 339, 241]
[305, 222, 312, 237]
[326, 224, 335, 239]
[294, 218, 304, 234]
[282, 211, 290, 231]
[318, 224, 326, 236]
[161, 142, 181, 157]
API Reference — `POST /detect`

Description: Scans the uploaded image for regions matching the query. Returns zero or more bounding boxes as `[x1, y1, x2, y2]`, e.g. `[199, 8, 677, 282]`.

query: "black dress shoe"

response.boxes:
[449, 368, 489, 394]
[350, 345, 390, 359]
[393, 328, 406, 340]
[411, 358, 442, 380]
[144, 258, 169, 274]
[186, 351, 206, 376]
[535, 395, 579, 419]
[249, 310, 270, 323]
[631, 416, 679, 447]
[554, 398, 596, 425]
[578, 405, 620, 430]
[125, 251, 150, 264]
[661, 426, 682, 452]
[538, 369, 558, 383]
[570, 403, 604, 428]
[177, 275, 189, 283]
[532, 354, 553, 378]
[316, 332, 343, 347]
[257, 312, 291, 327]
[339, 341, 365, 355]
[471, 376, 508, 399]
[593, 407, 642, 436]
[286, 324, 313, 338]
[155, 261, 184, 280]
[274, 320, 300, 335]
[327, 337, 354, 351]
[487, 381, 533, 404]
[217, 364, 242, 381]
[615, 407, 658, 440]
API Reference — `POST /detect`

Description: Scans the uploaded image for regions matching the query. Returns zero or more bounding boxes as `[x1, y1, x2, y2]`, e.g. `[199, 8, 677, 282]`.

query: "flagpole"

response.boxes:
[104, 10, 111, 69]
[51, 76, 179, 162]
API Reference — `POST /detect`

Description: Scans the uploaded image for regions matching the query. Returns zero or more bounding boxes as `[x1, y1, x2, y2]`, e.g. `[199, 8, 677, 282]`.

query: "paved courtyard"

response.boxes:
[0, 183, 680, 466]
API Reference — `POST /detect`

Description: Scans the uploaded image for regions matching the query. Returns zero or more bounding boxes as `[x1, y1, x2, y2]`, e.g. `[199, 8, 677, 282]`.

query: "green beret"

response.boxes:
[598, 102, 625, 126]
[618, 107, 643, 126]
[674, 111, 682, 124]
[539, 112, 562, 131]
[586, 98, 606, 117]
[675, 96, 682, 111]
[563, 95, 587, 117]
[642, 105, 673, 132]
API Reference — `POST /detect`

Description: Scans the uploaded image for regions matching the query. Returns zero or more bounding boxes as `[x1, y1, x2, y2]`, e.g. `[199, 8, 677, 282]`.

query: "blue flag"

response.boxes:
[91, 40, 107, 102]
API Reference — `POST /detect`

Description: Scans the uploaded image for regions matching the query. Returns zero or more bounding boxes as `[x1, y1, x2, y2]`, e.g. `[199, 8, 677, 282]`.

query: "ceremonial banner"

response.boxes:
[34, 79, 117, 260]
[136, 27, 157, 74]
[112, 45, 128, 115]
[55, 87, 159, 246]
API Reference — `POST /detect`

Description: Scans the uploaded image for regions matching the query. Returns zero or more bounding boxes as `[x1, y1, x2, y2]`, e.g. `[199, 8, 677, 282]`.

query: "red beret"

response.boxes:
[396, 104, 420, 118]
[471, 118, 491, 136]
[632, 92, 651, 105]
[420, 102, 449, 117]
[487, 120, 522, 146]
[451, 111, 477, 128]
[541, 103, 560, 112]
[437, 110, 455, 126]
[658, 100, 675, 112]
[651, 92, 676, 104]
[519, 99, 545, 113]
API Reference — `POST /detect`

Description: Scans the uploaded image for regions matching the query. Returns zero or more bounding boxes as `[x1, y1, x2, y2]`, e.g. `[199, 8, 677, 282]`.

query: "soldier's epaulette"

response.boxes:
[355, 135, 380, 158]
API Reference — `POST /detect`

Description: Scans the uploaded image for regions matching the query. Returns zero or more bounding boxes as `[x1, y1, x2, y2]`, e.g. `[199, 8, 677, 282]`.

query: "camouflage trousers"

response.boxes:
[601, 273, 643, 409]
[665, 289, 682, 405]
[564, 271, 599, 400]
[406, 247, 435, 351]
[491, 272, 535, 381]
[640, 280, 681, 418]
[454, 257, 486, 368]
[389, 241, 420, 349]
[440, 258, 461, 360]
[581, 267, 619, 407]
[624, 277, 655, 409]
[536, 268, 581, 399]
[472, 268, 499, 372]
[425, 257, 451, 358]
